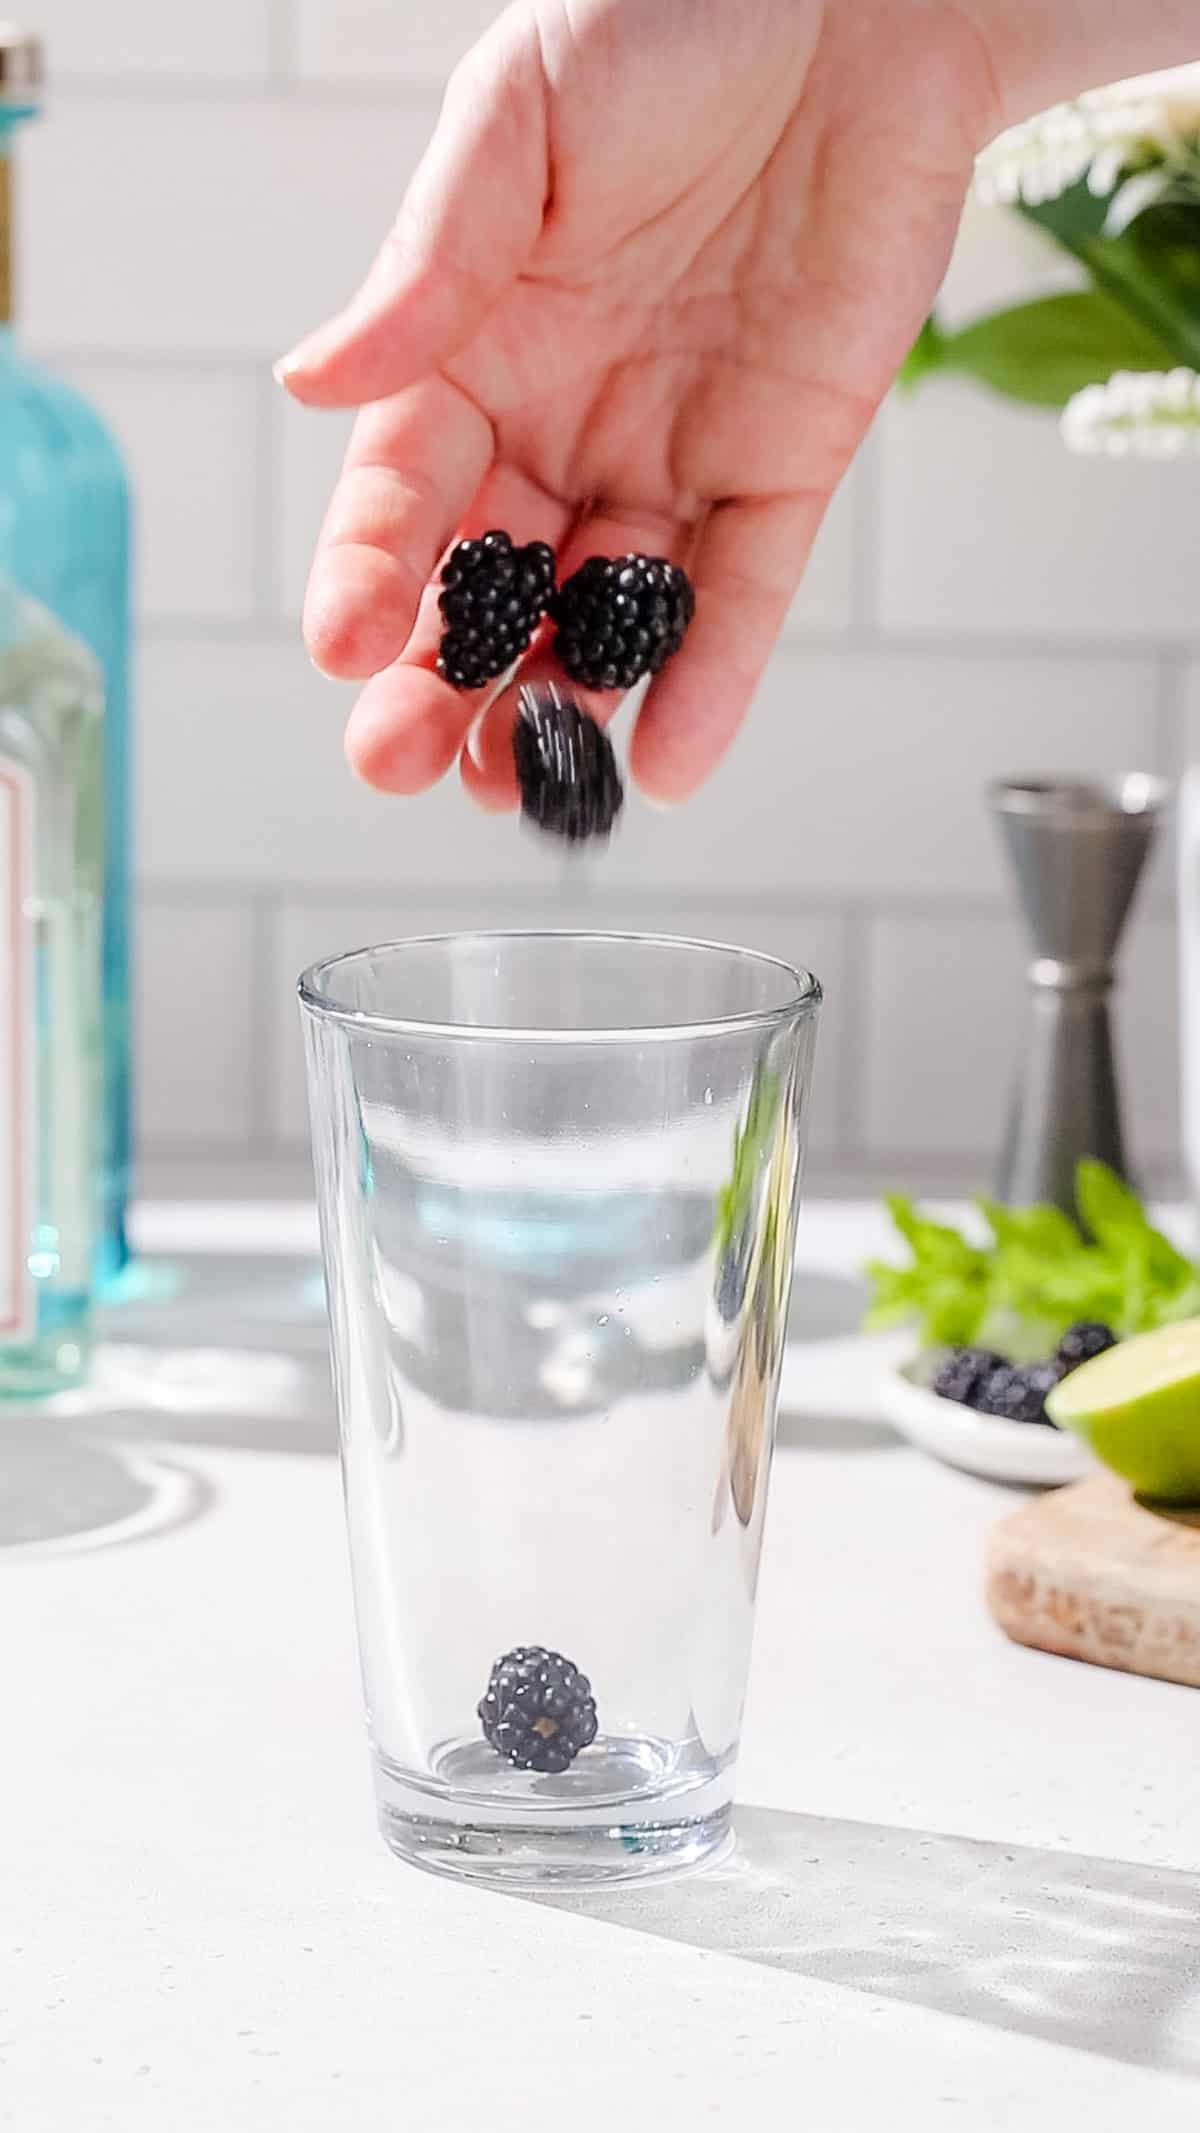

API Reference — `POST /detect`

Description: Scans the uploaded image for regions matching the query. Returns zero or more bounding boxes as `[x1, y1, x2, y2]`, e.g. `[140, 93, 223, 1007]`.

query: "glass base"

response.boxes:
[373, 1736, 734, 1889]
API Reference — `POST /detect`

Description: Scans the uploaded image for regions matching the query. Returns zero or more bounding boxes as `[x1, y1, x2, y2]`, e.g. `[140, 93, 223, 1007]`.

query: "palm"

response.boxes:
[285, 0, 997, 802]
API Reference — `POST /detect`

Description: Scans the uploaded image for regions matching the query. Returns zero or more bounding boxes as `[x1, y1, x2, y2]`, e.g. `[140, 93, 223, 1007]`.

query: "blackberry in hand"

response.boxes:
[513, 683, 624, 843]
[478, 1646, 598, 1774]
[931, 1346, 1007, 1408]
[437, 530, 556, 691]
[1055, 1321, 1117, 1372]
[977, 1361, 1062, 1426]
[551, 553, 695, 691]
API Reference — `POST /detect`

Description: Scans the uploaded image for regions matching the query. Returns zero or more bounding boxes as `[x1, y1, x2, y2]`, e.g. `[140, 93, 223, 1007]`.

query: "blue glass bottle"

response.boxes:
[0, 32, 131, 1282]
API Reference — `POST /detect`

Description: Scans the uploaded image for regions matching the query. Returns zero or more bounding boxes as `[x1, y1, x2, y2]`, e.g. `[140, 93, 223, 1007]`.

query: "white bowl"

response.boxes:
[876, 1363, 1095, 1487]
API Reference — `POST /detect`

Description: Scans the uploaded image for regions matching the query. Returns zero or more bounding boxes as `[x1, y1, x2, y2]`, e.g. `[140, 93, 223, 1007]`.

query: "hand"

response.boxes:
[279, 0, 1003, 809]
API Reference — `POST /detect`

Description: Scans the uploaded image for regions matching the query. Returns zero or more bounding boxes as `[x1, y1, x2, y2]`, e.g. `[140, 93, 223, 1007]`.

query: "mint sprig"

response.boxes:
[863, 1160, 1200, 1353]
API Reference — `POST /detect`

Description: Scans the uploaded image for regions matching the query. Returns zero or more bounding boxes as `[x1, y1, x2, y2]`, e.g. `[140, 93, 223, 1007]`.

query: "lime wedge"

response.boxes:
[1047, 1317, 1200, 1503]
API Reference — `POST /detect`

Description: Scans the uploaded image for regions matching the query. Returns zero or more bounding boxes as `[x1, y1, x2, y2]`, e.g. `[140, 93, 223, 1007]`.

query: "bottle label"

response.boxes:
[0, 756, 34, 1341]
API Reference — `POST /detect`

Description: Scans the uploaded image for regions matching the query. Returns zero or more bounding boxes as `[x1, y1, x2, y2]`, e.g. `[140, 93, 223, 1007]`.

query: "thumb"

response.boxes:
[276, 13, 547, 407]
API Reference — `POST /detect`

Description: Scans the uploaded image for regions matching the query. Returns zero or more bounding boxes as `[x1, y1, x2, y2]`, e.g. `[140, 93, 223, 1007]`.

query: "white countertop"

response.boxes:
[3, 1201, 1199, 2130]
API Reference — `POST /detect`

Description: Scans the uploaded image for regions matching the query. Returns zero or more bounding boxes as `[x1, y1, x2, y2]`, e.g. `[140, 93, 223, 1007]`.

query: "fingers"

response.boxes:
[460, 505, 686, 812]
[304, 378, 494, 680]
[276, 22, 547, 408]
[343, 464, 571, 794]
[629, 493, 823, 802]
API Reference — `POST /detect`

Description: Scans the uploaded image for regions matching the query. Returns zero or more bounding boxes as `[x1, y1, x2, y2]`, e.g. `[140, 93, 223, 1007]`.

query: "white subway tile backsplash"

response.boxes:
[935, 197, 1085, 334]
[1181, 660, 1200, 763]
[20, 30, 1183, 1191]
[55, 363, 258, 620]
[137, 899, 255, 1148]
[1122, 914, 1180, 1172]
[32, 0, 273, 80]
[137, 637, 1160, 908]
[138, 636, 572, 890]
[862, 909, 1019, 1159]
[877, 381, 1200, 643]
[292, 0, 505, 83]
[781, 468, 857, 639]
[24, 93, 439, 354]
[860, 905, 1177, 1174]
[604, 647, 1158, 898]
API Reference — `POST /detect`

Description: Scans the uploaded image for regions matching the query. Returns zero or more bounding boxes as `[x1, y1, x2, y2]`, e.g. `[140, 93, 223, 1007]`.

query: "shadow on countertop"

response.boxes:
[0, 1255, 890, 1554]
[536, 1804, 1200, 2078]
[0, 1252, 337, 1559]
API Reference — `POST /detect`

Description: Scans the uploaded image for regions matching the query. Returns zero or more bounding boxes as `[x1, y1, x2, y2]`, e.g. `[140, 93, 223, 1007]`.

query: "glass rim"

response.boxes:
[989, 772, 1168, 824]
[298, 928, 821, 1046]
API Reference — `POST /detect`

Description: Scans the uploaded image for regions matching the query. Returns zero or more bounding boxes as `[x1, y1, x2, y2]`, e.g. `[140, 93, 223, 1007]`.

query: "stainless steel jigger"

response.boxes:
[991, 775, 1166, 1214]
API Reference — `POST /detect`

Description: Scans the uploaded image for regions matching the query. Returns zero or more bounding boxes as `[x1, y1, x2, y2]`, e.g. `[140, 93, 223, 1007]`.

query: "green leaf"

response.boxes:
[978, 1197, 1082, 1258]
[1074, 1159, 1148, 1249]
[863, 1164, 1200, 1353]
[922, 289, 1176, 409]
[1019, 185, 1200, 370]
[898, 315, 948, 391]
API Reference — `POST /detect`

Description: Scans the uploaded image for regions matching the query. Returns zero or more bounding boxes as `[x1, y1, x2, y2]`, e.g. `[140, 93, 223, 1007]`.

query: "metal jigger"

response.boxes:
[991, 775, 1166, 1215]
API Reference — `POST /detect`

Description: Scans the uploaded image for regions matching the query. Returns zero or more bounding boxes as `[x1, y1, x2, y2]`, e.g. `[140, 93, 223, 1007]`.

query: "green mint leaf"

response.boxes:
[1074, 1158, 1149, 1248]
[978, 1197, 1082, 1258]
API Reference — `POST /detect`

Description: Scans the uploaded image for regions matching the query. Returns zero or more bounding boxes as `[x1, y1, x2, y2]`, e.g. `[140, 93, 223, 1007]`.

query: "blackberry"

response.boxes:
[551, 552, 694, 691]
[1055, 1321, 1117, 1372]
[478, 1646, 598, 1774]
[977, 1361, 1062, 1426]
[513, 682, 624, 843]
[437, 530, 555, 691]
[931, 1346, 1007, 1408]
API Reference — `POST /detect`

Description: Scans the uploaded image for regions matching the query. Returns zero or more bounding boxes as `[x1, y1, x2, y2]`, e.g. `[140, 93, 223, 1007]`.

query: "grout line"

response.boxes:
[51, 73, 444, 109]
[29, 345, 272, 378]
[132, 881, 1011, 921]
[129, 607, 1199, 665]
[135, 882, 1180, 933]
[252, 364, 283, 625]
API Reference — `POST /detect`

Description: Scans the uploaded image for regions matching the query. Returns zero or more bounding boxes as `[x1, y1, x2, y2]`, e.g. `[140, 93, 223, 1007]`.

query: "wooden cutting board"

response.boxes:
[985, 1472, 1200, 1688]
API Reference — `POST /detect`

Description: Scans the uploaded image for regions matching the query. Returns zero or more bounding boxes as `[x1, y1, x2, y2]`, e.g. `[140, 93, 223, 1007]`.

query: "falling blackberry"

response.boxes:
[513, 682, 624, 843]
[1055, 1321, 1117, 1371]
[478, 1646, 599, 1774]
[551, 553, 695, 691]
[977, 1361, 1063, 1426]
[436, 530, 556, 691]
[931, 1346, 1007, 1408]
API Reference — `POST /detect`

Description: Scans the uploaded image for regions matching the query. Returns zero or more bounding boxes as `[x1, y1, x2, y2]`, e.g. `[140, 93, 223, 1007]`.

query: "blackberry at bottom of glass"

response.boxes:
[371, 1735, 734, 1887]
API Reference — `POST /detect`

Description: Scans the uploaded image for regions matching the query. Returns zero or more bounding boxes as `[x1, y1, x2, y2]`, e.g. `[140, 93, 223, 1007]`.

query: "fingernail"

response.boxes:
[273, 325, 335, 386]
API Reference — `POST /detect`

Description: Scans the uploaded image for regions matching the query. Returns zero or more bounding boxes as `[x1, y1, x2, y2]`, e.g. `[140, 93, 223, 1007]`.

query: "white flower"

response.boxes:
[1061, 368, 1200, 456]
[974, 62, 1200, 210]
